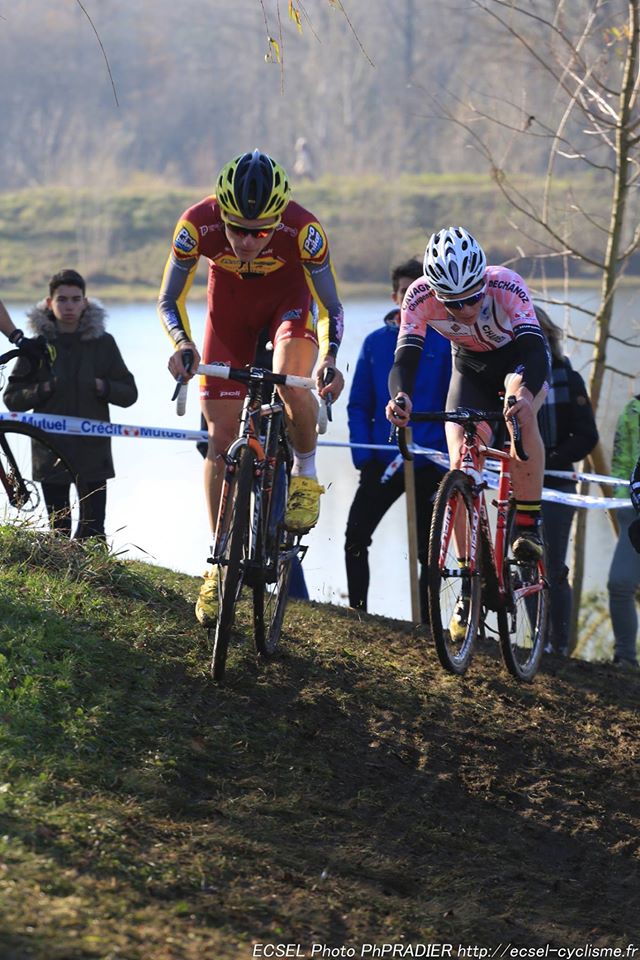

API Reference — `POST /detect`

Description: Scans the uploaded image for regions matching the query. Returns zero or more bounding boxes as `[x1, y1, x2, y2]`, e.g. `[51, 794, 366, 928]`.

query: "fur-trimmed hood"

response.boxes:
[26, 298, 107, 342]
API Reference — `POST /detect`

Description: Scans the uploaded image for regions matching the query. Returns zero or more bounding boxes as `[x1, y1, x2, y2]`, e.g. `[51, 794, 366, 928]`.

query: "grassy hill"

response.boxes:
[0, 174, 604, 303]
[0, 526, 637, 959]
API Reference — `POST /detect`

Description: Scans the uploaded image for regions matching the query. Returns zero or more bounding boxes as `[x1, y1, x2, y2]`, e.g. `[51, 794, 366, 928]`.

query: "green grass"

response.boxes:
[0, 524, 637, 958]
[0, 173, 609, 301]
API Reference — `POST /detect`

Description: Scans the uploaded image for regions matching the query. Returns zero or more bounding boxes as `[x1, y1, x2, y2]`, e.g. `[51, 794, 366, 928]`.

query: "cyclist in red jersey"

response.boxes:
[159, 149, 344, 625]
[386, 227, 550, 638]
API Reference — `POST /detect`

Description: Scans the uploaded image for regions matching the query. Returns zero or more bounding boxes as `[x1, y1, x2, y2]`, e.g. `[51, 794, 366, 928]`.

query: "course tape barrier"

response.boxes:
[0, 410, 208, 443]
[0, 411, 630, 510]
[322, 439, 632, 511]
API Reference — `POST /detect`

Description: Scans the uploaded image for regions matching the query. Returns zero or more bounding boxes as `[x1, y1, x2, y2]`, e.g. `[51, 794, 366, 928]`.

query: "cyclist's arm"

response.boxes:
[388, 326, 424, 401]
[0, 299, 18, 340]
[513, 328, 550, 397]
[0, 299, 44, 360]
[158, 251, 199, 349]
[303, 256, 344, 361]
[296, 219, 343, 361]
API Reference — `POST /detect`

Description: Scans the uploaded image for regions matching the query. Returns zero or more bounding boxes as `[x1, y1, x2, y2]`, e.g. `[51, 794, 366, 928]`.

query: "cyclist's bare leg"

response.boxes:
[272, 337, 319, 455]
[504, 373, 546, 501]
[202, 396, 244, 532]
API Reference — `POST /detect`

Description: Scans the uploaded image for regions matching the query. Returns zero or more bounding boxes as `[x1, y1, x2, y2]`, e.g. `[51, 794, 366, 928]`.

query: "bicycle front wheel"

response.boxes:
[427, 470, 482, 675]
[253, 450, 295, 658]
[498, 506, 548, 682]
[0, 421, 85, 535]
[210, 445, 254, 682]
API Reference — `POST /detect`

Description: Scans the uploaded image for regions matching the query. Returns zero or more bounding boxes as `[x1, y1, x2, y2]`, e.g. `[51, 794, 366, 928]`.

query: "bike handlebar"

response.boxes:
[0, 343, 50, 383]
[198, 362, 316, 390]
[0, 348, 23, 367]
[394, 397, 528, 462]
[171, 360, 317, 417]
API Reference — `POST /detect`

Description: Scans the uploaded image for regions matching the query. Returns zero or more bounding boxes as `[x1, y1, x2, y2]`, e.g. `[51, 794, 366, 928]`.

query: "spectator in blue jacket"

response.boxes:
[345, 259, 452, 620]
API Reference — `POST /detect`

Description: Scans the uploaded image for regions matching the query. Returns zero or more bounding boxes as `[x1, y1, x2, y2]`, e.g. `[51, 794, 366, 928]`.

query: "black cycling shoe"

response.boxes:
[512, 528, 544, 562]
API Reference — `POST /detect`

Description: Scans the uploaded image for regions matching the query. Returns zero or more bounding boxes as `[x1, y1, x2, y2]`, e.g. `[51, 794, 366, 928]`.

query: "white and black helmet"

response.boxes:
[423, 226, 487, 295]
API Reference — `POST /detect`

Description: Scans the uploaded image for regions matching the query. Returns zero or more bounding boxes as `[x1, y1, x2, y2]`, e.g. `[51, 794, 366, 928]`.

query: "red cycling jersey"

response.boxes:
[158, 197, 344, 399]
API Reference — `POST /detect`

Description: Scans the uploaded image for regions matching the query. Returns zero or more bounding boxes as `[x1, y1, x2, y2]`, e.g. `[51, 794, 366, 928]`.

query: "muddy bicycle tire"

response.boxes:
[498, 505, 548, 682]
[253, 446, 295, 657]
[210, 446, 254, 682]
[427, 469, 482, 675]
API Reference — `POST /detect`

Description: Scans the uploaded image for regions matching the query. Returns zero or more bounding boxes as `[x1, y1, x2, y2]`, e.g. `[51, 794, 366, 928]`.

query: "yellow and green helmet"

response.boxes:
[216, 149, 291, 220]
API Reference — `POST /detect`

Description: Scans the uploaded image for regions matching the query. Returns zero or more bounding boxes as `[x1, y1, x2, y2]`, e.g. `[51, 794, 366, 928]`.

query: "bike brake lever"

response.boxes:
[172, 349, 194, 414]
[321, 366, 335, 422]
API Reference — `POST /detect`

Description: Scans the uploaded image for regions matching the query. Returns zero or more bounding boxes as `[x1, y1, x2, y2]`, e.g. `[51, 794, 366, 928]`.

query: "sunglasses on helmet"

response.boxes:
[435, 284, 486, 311]
[223, 218, 279, 239]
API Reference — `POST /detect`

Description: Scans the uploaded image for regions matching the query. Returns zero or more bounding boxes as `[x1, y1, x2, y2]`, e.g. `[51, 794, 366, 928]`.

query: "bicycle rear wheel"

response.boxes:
[210, 445, 254, 682]
[253, 450, 295, 658]
[427, 470, 482, 675]
[0, 421, 85, 535]
[498, 506, 548, 682]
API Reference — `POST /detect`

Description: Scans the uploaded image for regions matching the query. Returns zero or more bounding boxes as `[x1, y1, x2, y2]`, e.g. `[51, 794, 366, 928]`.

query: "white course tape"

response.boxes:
[0, 411, 208, 443]
[0, 412, 630, 510]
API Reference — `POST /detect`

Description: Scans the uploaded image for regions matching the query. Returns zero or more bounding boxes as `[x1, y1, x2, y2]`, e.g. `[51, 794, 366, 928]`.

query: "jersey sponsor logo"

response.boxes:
[514, 321, 544, 336]
[173, 221, 199, 257]
[277, 222, 298, 237]
[164, 309, 182, 331]
[480, 323, 504, 343]
[487, 278, 530, 303]
[407, 292, 430, 312]
[199, 223, 224, 236]
[212, 252, 286, 276]
[301, 222, 326, 259]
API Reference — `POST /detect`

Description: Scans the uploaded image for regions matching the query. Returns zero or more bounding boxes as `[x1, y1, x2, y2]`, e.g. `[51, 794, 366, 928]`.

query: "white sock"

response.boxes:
[291, 449, 316, 478]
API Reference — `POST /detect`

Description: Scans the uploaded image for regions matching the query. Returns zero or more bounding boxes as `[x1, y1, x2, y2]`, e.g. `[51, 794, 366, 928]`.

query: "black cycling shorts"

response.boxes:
[447, 340, 530, 409]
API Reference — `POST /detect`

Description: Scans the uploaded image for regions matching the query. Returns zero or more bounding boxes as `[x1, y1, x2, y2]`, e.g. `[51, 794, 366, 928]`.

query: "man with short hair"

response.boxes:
[345, 258, 451, 620]
[158, 149, 345, 625]
[4, 269, 137, 538]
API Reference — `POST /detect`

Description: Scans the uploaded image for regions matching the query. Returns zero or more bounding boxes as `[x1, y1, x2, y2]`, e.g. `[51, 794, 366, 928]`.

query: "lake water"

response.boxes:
[4, 291, 640, 626]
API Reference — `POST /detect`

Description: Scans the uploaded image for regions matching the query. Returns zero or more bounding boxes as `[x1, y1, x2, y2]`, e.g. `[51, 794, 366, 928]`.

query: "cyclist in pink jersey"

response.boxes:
[386, 226, 550, 569]
[159, 150, 345, 625]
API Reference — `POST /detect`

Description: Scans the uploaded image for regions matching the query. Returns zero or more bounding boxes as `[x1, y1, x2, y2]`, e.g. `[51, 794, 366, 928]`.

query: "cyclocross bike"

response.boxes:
[397, 400, 548, 682]
[0, 347, 85, 534]
[174, 360, 320, 682]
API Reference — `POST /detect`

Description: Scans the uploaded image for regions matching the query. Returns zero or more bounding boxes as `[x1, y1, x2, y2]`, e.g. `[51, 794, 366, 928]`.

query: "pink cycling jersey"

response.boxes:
[398, 265, 543, 352]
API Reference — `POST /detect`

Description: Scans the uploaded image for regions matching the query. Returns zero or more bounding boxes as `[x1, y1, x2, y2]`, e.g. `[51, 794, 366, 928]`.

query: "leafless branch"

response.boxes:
[74, 0, 119, 107]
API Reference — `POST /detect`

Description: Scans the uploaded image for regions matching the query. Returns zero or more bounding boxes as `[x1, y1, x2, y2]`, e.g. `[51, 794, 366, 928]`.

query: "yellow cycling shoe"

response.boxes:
[284, 476, 325, 533]
[195, 566, 218, 626]
[448, 594, 470, 644]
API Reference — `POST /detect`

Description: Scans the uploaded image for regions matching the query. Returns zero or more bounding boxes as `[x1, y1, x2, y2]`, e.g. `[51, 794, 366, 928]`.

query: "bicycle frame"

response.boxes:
[398, 401, 548, 680]
[212, 378, 285, 572]
[446, 423, 545, 607]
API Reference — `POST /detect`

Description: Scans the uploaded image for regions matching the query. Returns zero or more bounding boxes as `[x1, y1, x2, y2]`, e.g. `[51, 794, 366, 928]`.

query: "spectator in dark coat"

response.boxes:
[536, 307, 599, 656]
[3, 269, 138, 539]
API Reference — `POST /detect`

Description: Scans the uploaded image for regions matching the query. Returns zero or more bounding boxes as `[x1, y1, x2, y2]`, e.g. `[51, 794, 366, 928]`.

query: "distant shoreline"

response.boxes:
[5, 275, 628, 306]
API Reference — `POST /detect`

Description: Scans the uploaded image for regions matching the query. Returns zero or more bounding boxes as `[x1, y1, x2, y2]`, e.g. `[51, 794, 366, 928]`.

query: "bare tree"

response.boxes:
[437, 0, 640, 647]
